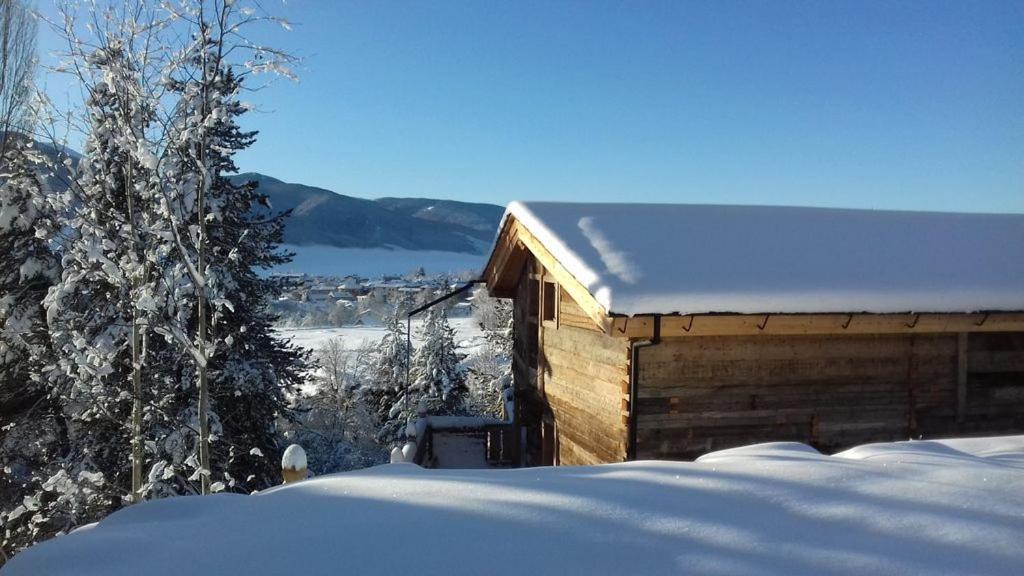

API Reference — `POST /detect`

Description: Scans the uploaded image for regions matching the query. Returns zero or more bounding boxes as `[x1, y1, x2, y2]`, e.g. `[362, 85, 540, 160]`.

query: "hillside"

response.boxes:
[375, 197, 504, 233]
[234, 173, 502, 254]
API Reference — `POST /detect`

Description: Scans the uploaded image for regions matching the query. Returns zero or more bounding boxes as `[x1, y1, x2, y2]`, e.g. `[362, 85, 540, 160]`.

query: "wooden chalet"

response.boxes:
[483, 202, 1024, 465]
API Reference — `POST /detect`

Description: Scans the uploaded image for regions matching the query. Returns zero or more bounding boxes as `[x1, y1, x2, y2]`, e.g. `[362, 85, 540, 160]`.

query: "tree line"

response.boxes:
[0, 0, 307, 559]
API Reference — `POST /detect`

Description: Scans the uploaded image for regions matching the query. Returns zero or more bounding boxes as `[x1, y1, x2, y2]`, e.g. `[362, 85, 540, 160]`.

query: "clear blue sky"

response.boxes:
[38, 1, 1024, 212]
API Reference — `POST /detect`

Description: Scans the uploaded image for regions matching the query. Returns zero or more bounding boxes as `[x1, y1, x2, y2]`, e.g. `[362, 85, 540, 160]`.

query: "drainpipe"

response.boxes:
[627, 315, 661, 461]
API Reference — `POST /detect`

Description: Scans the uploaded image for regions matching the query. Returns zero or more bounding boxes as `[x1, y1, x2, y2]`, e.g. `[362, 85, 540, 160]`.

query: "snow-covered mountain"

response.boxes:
[235, 173, 503, 254]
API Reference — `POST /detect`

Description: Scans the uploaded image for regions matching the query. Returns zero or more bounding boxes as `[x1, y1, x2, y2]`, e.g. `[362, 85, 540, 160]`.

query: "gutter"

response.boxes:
[627, 315, 661, 461]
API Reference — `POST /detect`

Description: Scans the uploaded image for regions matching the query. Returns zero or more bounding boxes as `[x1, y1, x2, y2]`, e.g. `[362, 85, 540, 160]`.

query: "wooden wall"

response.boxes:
[511, 256, 535, 398]
[513, 261, 631, 465]
[540, 313, 630, 465]
[507, 245, 1024, 465]
[635, 332, 1024, 460]
[962, 332, 1024, 431]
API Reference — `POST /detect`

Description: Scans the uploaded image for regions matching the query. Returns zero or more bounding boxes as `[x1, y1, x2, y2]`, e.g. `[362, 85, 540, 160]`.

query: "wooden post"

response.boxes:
[487, 427, 500, 462]
[281, 444, 308, 484]
[536, 262, 546, 395]
[957, 332, 968, 424]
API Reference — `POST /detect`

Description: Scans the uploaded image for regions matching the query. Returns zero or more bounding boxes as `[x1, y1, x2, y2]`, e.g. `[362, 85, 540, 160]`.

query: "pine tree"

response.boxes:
[3, 0, 305, 556]
[0, 136, 69, 562]
[203, 82, 310, 492]
[466, 287, 513, 417]
[0, 138, 57, 425]
[367, 310, 411, 443]
[410, 307, 467, 416]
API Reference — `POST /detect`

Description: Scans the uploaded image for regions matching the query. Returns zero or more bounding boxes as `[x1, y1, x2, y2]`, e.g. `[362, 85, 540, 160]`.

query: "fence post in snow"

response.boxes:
[281, 444, 308, 484]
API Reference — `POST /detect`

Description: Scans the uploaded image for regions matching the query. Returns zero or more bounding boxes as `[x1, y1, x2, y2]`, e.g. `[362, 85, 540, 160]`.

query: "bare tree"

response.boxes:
[0, 0, 37, 157]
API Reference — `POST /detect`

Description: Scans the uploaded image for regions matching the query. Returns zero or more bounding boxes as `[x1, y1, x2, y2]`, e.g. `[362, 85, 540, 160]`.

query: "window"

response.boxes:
[542, 281, 557, 323]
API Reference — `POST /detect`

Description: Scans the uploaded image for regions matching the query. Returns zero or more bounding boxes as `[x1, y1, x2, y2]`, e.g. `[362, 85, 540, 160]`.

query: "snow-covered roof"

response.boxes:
[497, 202, 1024, 316]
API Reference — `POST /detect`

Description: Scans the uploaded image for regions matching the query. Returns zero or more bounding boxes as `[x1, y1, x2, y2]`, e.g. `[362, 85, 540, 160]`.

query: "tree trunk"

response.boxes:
[130, 317, 143, 503]
[197, 197, 211, 495]
[125, 153, 144, 503]
[198, 307, 210, 495]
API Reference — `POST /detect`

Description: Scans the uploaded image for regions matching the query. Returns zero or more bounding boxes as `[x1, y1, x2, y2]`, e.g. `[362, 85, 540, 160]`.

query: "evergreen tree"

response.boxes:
[367, 310, 411, 443]
[410, 307, 467, 416]
[3, 0, 304, 557]
[0, 138, 57, 425]
[203, 79, 309, 492]
[4, 35, 165, 555]
[0, 136, 69, 561]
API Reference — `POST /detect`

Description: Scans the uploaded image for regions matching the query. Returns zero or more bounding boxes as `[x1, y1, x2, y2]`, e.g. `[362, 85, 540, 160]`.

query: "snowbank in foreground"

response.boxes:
[5, 436, 1024, 576]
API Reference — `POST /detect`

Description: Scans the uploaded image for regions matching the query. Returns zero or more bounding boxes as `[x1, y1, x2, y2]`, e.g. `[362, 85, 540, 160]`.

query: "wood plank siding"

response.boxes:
[514, 263, 630, 464]
[539, 320, 630, 464]
[635, 332, 1024, 460]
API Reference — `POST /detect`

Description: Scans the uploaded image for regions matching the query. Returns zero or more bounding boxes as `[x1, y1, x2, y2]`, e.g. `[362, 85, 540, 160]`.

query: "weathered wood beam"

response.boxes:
[484, 219, 525, 298]
[509, 219, 611, 330]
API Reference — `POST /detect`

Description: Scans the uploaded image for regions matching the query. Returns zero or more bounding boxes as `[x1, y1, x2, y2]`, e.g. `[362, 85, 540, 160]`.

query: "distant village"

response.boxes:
[269, 268, 480, 327]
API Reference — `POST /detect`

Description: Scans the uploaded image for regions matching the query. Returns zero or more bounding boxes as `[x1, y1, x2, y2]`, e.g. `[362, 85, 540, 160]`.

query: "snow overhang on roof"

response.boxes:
[484, 202, 1024, 319]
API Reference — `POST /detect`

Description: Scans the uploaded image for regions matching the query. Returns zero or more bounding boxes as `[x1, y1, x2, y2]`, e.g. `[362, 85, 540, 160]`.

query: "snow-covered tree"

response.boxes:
[0, 137, 69, 565]
[284, 338, 385, 474]
[42, 24, 169, 504]
[366, 310, 411, 443]
[153, 2, 306, 493]
[465, 287, 512, 417]
[0, 124, 57, 429]
[0, 0, 53, 430]
[410, 306, 467, 415]
[2, 0, 305, 558]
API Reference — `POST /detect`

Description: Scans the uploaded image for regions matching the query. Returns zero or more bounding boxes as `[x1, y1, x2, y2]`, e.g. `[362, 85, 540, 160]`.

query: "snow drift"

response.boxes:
[4, 436, 1024, 576]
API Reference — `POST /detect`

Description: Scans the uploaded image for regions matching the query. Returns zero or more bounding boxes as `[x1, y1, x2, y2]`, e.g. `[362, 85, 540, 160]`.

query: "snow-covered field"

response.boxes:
[276, 316, 487, 355]
[271, 244, 487, 277]
[5, 435, 1023, 575]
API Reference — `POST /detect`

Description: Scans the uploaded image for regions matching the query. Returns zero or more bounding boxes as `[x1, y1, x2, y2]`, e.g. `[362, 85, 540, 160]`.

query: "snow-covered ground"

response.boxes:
[6, 435, 1023, 575]
[276, 316, 487, 355]
[271, 244, 486, 277]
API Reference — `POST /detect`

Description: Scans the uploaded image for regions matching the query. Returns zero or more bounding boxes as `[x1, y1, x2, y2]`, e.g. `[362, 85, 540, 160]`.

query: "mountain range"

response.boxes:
[16, 139, 505, 257]
[233, 173, 504, 254]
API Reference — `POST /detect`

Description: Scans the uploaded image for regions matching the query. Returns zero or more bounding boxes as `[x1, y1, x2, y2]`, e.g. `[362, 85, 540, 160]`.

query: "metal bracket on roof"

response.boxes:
[975, 313, 990, 327]
[757, 314, 771, 331]
[841, 314, 854, 330]
[617, 318, 628, 334]
[681, 315, 695, 333]
[905, 313, 921, 329]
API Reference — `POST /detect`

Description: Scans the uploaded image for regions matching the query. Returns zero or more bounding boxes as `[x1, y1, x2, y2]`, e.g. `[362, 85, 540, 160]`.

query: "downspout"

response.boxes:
[627, 315, 661, 461]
